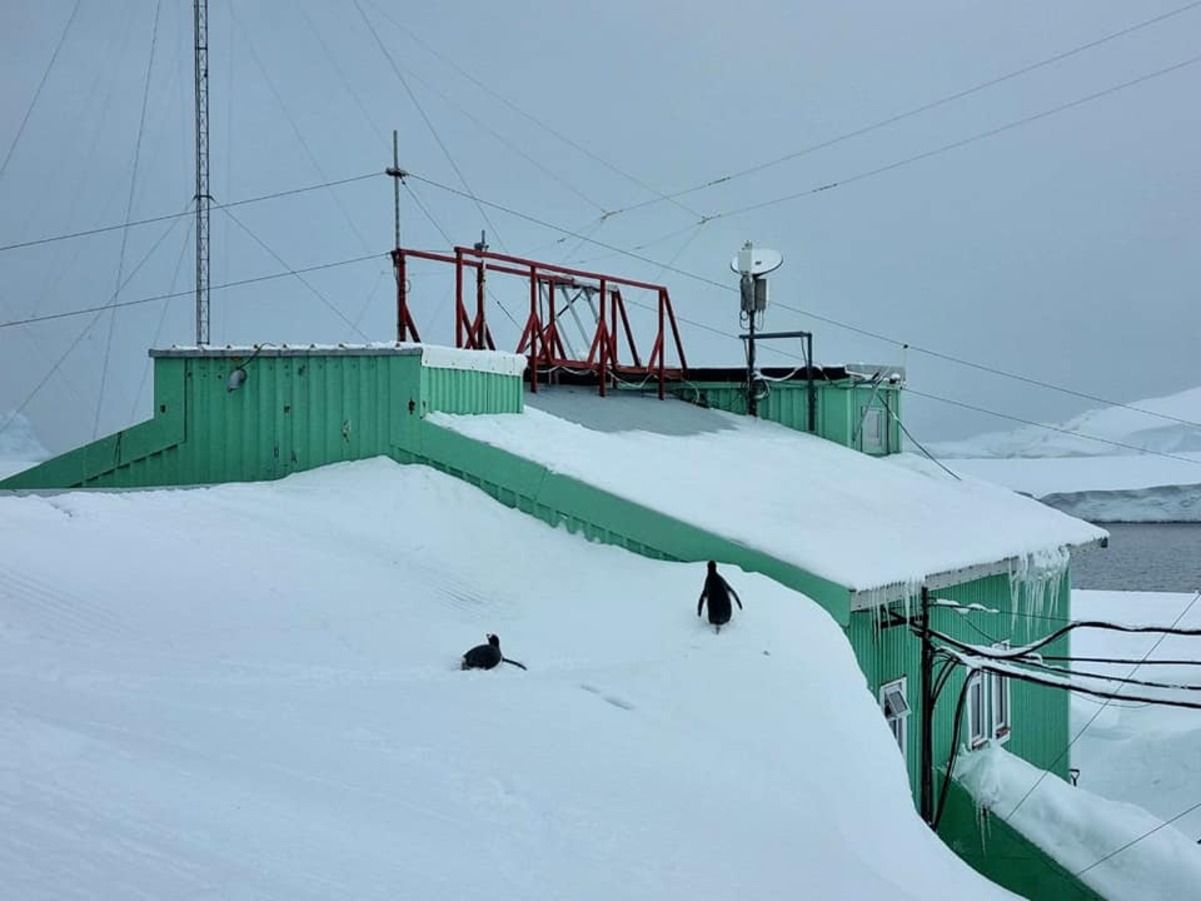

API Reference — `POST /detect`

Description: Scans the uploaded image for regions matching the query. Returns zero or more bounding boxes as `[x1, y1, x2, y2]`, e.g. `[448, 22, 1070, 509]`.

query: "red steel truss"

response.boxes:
[392, 246, 688, 398]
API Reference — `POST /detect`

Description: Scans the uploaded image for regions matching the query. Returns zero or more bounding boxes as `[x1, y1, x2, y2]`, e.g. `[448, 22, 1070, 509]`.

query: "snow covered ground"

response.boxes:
[0, 459, 1010, 899]
[930, 386, 1201, 521]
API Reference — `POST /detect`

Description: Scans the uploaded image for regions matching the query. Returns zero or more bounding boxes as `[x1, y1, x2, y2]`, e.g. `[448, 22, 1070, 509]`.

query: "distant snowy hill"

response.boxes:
[0, 410, 47, 478]
[932, 385, 1201, 459]
[0, 459, 1011, 900]
[931, 387, 1201, 521]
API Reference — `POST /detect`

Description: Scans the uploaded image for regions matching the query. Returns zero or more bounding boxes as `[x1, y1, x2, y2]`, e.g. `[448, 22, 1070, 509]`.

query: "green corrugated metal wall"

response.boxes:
[674, 378, 903, 454]
[939, 781, 1101, 900]
[848, 570, 1072, 799]
[0, 351, 522, 491]
[846, 569, 1078, 897]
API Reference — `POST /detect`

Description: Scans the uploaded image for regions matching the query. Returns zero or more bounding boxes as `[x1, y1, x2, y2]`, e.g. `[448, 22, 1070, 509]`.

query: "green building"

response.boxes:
[1, 343, 1106, 899]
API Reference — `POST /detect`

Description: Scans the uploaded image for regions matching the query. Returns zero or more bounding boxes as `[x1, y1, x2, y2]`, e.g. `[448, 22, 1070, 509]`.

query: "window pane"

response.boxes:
[969, 676, 986, 744]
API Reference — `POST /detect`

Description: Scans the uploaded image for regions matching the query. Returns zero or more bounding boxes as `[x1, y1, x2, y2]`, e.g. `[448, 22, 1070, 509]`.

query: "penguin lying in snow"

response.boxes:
[461, 634, 527, 671]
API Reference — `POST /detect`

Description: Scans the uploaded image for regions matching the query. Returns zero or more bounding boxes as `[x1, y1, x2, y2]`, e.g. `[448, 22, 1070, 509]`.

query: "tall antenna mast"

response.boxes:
[193, 0, 211, 345]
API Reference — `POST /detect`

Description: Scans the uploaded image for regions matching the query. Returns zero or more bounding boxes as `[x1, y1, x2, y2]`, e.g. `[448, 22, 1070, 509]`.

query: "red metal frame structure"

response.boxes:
[393, 246, 688, 398]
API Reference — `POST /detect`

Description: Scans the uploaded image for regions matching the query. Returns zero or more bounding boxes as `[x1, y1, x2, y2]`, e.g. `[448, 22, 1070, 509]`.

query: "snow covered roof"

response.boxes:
[150, 342, 527, 375]
[430, 391, 1107, 601]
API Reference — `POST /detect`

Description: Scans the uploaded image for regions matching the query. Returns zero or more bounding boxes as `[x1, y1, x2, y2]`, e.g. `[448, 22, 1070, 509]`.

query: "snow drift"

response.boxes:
[956, 745, 1201, 901]
[0, 458, 1010, 899]
[1070, 591, 1201, 848]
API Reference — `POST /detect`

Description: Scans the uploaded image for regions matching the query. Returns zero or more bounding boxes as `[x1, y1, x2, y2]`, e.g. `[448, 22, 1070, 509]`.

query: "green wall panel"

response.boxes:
[672, 378, 902, 454]
[939, 781, 1100, 900]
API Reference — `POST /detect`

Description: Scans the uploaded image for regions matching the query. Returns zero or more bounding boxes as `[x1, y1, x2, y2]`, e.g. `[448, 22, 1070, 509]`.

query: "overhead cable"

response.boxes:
[94, 0, 163, 439]
[1001, 589, 1201, 820]
[360, 0, 705, 221]
[353, 0, 509, 252]
[0, 252, 384, 331]
[0, 0, 83, 183]
[0, 172, 380, 256]
[220, 208, 371, 341]
[597, 0, 1201, 219]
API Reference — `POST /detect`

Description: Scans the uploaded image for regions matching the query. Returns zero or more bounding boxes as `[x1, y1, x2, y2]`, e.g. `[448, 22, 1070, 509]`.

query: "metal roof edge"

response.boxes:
[149, 344, 425, 359]
[847, 535, 1107, 612]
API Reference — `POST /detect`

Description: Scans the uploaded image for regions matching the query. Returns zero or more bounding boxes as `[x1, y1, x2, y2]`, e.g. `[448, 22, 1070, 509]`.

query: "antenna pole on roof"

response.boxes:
[193, 0, 211, 345]
[390, 129, 401, 251]
[732, 241, 782, 417]
[386, 130, 417, 342]
[746, 280, 758, 416]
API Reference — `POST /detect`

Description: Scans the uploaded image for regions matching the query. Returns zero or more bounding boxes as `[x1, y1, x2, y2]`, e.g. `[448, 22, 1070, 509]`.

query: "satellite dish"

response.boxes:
[730, 244, 783, 276]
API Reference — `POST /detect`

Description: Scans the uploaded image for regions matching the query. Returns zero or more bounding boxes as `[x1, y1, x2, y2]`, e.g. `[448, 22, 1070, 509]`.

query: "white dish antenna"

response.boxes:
[731, 244, 783, 277]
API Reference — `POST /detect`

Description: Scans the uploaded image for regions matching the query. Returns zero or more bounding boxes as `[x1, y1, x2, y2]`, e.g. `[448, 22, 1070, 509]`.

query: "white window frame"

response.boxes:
[991, 642, 1012, 743]
[967, 672, 988, 749]
[879, 677, 910, 761]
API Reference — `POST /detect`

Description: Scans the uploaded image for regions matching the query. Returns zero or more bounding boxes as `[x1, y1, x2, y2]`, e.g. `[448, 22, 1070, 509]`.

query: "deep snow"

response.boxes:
[953, 589, 1201, 900]
[0, 459, 1011, 900]
[1070, 590, 1201, 845]
[432, 392, 1104, 592]
[956, 744, 1201, 901]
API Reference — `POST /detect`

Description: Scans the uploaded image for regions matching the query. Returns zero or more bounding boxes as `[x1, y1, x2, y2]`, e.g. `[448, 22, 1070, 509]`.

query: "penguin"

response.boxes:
[461, 634, 527, 671]
[697, 560, 743, 633]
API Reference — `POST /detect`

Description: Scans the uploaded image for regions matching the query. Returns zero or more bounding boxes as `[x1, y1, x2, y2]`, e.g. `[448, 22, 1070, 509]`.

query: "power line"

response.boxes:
[702, 51, 1201, 222]
[597, 0, 1201, 220]
[0, 251, 383, 331]
[360, 0, 704, 222]
[880, 390, 961, 480]
[220, 207, 370, 341]
[1074, 797, 1201, 877]
[0, 208, 190, 442]
[130, 217, 194, 419]
[771, 302, 1201, 432]
[94, 0, 163, 440]
[934, 646, 1201, 711]
[294, 3, 522, 330]
[0, 0, 82, 184]
[409, 172, 728, 288]
[231, 3, 376, 257]
[906, 389, 1201, 466]
[353, 0, 509, 253]
[1000, 589, 1201, 821]
[389, 55, 607, 215]
[0, 172, 380, 256]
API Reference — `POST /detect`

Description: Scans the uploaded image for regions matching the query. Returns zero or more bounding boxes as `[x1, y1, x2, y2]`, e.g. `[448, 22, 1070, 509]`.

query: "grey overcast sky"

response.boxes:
[1, 0, 1198, 454]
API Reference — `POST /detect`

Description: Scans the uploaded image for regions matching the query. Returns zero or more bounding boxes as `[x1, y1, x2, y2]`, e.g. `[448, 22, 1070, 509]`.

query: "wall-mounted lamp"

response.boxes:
[226, 367, 248, 393]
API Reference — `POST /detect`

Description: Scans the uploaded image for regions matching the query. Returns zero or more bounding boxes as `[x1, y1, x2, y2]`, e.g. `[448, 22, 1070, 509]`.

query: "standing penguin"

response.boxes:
[460, 634, 528, 671]
[697, 561, 743, 633]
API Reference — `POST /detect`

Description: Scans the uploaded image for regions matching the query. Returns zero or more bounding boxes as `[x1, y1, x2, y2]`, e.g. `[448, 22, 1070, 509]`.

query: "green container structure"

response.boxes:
[1, 344, 1101, 898]
[671, 364, 904, 455]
